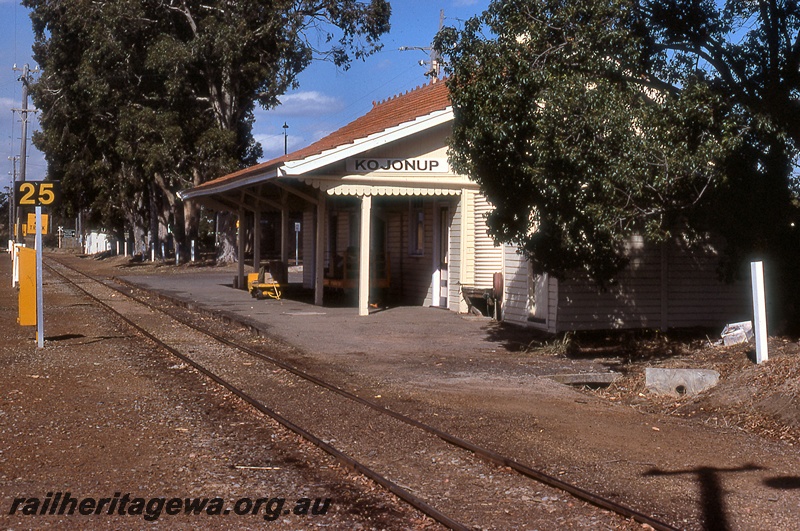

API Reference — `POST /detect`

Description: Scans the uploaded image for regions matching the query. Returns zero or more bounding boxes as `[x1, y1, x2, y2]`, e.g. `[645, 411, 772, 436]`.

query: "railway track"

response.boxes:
[45, 256, 681, 530]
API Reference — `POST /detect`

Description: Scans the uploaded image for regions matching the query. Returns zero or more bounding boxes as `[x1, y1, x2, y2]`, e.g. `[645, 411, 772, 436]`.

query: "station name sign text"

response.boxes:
[347, 158, 449, 173]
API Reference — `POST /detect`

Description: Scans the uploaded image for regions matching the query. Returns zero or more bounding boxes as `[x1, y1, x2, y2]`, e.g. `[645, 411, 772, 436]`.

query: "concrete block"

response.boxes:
[645, 368, 720, 396]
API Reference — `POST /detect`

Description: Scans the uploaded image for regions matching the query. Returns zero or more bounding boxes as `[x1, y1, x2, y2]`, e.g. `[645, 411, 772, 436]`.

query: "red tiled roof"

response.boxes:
[186, 80, 451, 195]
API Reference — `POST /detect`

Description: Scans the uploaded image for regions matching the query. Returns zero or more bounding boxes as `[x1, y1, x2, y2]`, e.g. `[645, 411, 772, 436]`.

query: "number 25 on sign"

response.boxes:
[14, 181, 61, 207]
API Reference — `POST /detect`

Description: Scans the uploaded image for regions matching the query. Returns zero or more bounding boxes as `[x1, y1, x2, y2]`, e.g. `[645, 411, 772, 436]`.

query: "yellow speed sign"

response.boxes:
[14, 181, 61, 207]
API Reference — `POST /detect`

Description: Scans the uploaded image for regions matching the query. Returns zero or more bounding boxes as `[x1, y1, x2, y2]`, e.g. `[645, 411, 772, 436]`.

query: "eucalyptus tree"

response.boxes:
[25, 0, 149, 242]
[437, 0, 800, 327]
[26, 0, 390, 258]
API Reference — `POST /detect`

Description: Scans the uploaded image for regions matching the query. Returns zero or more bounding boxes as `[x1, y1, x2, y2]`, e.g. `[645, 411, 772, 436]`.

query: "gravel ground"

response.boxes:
[45, 257, 638, 530]
[0, 255, 427, 530]
[4, 250, 800, 530]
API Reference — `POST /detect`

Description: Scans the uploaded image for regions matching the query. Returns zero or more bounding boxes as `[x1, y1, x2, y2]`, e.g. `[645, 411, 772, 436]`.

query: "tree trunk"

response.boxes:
[216, 211, 238, 263]
[124, 202, 147, 258]
[182, 169, 203, 261]
[148, 184, 160, 258]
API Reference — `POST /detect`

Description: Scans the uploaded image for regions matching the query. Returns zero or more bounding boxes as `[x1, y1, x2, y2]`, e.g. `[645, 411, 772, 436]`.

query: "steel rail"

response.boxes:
[47, 257, 681, 531]
[45, 259, 470, 531]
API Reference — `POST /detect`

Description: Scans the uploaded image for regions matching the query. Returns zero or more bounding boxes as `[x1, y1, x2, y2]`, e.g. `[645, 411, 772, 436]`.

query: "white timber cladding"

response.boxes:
[317, 124, 473, 309]
[303, 123, 476, 310]
[664, 236, 752, 327]
[556, 235, 665, 330]
[420, 200, 435, 307]
[461, 190, 476, 287]
[473, 194, 503, 288]
[302, 208, 315, 289]
[450, 191, 468, 312]
[553, 234, 751, 331]
[502, 245, 529, 325]
[547, 275, 558, 332]
[444, 198, 460, 311]
[449, 200, 461, 311]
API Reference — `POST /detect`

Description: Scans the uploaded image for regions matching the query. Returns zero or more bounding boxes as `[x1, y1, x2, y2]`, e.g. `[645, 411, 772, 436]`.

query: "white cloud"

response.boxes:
[0, 97, 16, 108]
[261, 91, 344, 117]
[307, 127, 335, 144]
[254, 132, 305, 161]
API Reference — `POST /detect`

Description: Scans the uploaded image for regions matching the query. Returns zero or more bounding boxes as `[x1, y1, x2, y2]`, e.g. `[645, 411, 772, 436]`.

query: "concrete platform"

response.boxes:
[118, 272, 512, 359]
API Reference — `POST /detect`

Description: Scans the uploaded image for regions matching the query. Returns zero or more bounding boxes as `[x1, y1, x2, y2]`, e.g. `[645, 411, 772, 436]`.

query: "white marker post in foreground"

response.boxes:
[35, 206, 44, 348]
[750, 261, 768, 363]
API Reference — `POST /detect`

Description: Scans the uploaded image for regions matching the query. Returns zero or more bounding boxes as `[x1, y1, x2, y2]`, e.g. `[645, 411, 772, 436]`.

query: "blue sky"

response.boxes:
[0, 0, 491, 191]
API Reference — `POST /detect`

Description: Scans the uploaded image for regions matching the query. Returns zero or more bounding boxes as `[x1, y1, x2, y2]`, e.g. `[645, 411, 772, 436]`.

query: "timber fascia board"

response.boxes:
[179, 168, 280, 200]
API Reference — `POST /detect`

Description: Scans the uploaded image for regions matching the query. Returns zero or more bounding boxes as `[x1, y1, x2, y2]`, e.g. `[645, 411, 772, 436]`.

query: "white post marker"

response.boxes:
[294, 222, 300, 266]
[12, 244, 19, 287]
[751, 261, 768, 363]
[35, 206, 44, 348]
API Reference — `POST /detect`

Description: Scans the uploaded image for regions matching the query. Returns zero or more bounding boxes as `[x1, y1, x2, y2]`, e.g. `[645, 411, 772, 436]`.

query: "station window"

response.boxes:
[409, 199, 424, 256]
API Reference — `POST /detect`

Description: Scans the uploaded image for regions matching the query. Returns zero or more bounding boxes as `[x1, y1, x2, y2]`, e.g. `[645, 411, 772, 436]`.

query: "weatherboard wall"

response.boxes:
[663, 236, 752, 328]
[473, 194, 504, 290]
[448, 195, 464, 312]
[501, 245, 530, 327]
[550, 235, 750, 331]
[554, 235, 663, 330]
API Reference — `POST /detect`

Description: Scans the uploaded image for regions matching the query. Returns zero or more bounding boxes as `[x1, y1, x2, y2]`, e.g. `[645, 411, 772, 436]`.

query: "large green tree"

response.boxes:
[25, 0, 390, 257]
[437, 0, 800, 328]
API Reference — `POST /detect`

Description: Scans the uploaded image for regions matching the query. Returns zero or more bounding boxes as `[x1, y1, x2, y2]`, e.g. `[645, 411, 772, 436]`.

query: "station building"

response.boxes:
[181, 81, 751, 332]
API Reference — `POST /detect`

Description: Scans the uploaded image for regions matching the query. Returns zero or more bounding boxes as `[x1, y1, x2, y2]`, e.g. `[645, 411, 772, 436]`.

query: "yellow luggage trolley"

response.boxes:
[247, 267, 281, 300]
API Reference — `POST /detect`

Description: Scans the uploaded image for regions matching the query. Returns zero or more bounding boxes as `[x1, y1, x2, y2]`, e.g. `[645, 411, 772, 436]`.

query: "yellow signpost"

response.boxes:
[17, 246, 36, 326]
[24, 213, 49, 236]
[13, 181, 61, 347]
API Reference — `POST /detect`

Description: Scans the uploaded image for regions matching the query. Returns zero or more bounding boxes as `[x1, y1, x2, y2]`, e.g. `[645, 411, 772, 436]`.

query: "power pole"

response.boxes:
[431, 9, 445, 80]
[12, 64, 39, 242]
[399, 10, 445, 81]
[7, 156, 18, 241]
